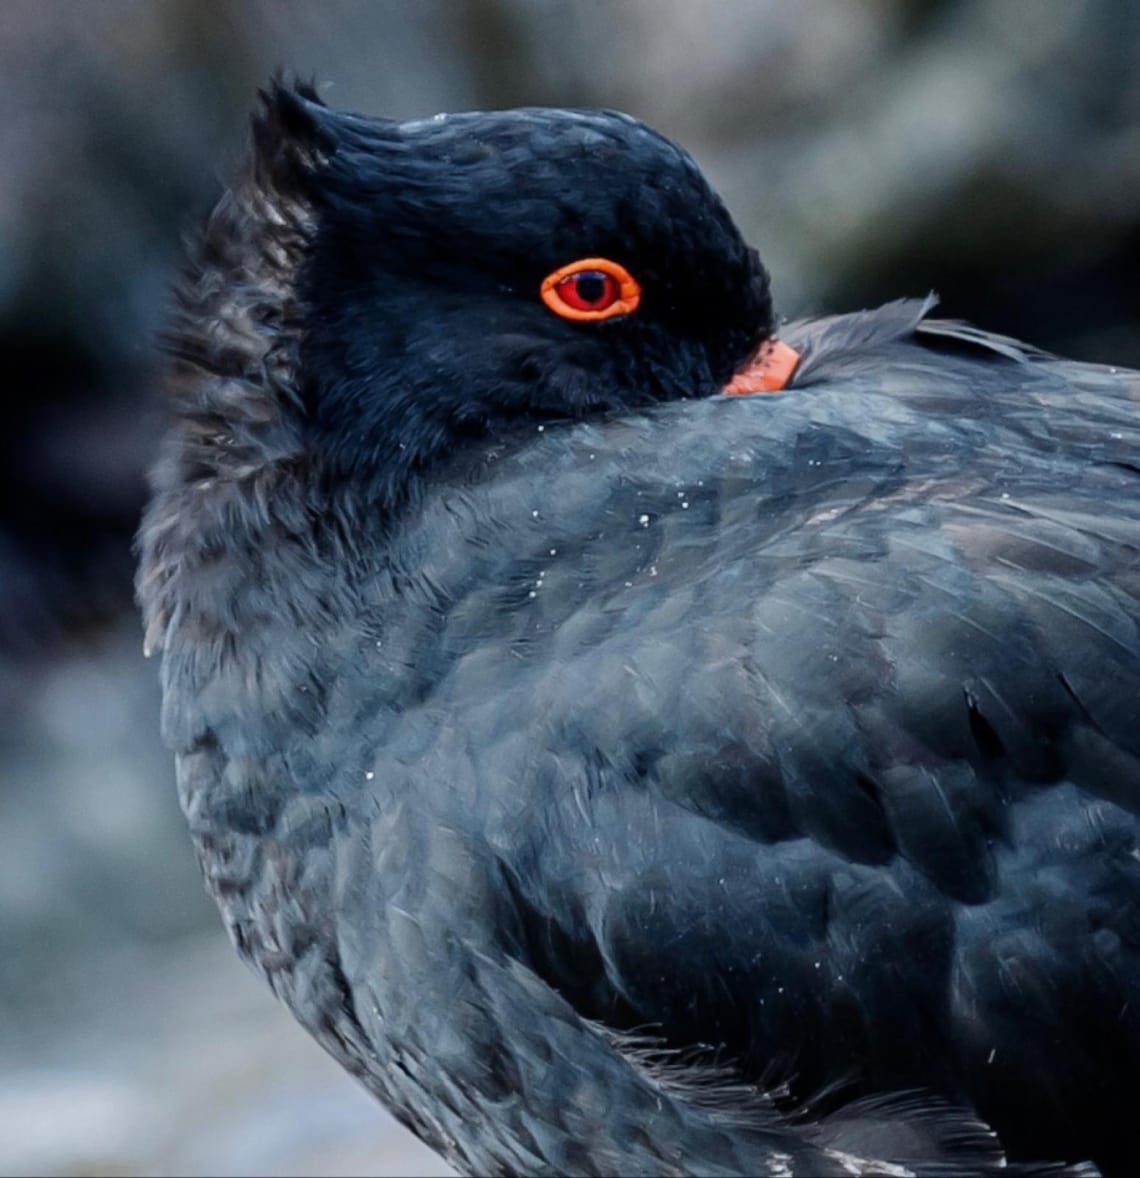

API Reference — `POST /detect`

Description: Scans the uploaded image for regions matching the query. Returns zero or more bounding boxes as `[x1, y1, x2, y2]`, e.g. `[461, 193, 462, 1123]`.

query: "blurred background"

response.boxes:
[1, 1, 1137, 1174]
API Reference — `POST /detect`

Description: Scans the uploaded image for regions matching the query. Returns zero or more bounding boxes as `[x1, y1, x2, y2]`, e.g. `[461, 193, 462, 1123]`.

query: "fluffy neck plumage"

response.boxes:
[137, 85, 325, 660]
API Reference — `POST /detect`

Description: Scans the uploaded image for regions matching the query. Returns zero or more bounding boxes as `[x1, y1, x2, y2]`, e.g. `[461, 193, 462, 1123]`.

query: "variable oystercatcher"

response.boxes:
[138, 82, 1138, 1176]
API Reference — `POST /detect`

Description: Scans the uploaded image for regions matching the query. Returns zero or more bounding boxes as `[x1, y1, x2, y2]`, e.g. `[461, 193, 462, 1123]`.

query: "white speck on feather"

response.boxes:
[528, 590, 537, 599]
[638, 514, 650, 526]
[825, 1150, 914, 1177]
[536, 424, 544, 432]
[681, 501, 689, 509]
[364, 770, 374, 781]
[549, 548, 557, 556]
[987, 1047, 996, 1064]
[806, 505, 848, 527]
[531, 510, 540, 518]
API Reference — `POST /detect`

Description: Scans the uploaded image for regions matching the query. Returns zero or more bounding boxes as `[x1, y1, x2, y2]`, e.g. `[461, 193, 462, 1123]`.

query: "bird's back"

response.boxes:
[150, 301, 1138, 1175]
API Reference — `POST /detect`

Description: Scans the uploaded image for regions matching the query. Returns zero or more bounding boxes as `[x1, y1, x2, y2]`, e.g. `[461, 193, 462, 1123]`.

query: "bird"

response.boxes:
[137, 80, 1139, 1177]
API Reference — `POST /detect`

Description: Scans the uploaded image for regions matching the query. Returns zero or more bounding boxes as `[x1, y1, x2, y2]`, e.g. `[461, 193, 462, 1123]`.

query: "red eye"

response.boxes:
[558, 270, 619, 312]
[540, 257, 641, 322]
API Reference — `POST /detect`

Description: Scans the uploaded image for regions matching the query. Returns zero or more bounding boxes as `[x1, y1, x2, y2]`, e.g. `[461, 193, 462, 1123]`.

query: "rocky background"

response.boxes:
[1, 2, 1137, 1174]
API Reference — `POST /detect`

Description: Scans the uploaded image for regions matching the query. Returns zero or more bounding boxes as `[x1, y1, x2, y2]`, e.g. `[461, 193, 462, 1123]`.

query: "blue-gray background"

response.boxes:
[2, 3, 1137, 1174]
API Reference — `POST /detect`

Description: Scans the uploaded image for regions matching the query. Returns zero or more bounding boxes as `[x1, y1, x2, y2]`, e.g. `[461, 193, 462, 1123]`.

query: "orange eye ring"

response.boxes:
[540, 257, 641, 322]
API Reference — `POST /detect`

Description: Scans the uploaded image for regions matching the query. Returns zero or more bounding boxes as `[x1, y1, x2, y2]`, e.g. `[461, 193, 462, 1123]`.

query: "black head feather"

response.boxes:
[161, 81, 772, 507]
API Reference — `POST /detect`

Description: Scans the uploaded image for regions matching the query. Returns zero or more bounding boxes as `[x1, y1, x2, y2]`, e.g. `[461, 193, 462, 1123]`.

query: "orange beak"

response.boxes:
[722, 338, 800, 395]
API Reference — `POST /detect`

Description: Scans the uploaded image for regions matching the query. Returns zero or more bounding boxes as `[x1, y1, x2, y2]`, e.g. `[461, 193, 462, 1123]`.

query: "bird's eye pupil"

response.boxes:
[574, 273, 608, 305]
[553, 269, 619, 313]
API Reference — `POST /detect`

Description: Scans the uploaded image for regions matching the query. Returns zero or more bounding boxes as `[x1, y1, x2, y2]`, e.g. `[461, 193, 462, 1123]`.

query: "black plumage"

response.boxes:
[138, 82, 1140, 1176]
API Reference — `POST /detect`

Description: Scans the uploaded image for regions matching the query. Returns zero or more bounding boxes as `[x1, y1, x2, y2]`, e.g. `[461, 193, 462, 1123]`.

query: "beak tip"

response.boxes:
[723, 338, 800, 396]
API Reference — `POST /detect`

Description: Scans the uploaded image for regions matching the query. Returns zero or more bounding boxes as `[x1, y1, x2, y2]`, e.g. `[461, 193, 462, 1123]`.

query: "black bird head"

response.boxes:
[164, 81, 773, 510]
